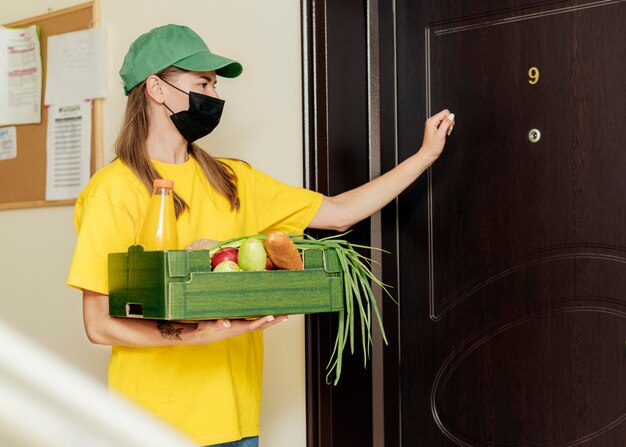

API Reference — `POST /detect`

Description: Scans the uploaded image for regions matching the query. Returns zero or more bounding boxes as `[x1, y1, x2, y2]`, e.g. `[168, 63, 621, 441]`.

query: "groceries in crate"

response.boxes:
[204, 231, 303, 272]
[111, 230, 395, 384]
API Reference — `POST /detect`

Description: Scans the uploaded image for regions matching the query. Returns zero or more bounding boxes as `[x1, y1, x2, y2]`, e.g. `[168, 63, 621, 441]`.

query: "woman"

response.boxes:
[67, 24, 454, 447]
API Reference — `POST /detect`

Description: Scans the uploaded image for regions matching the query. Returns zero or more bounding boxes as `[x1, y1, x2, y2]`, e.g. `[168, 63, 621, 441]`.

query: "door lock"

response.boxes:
[528, 128, 541, 143]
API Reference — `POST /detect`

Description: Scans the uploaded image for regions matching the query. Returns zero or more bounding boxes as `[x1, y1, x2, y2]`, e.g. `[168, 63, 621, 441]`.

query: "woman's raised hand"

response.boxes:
[417, 109, 455, 163]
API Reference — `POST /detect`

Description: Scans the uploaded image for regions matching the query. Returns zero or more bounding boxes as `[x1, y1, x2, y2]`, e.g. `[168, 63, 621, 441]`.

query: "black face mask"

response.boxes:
[161, 79, 225, 143]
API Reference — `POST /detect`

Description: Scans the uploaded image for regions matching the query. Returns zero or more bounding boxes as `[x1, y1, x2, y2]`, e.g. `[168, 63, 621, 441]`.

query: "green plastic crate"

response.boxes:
[108, 245, 344, 320]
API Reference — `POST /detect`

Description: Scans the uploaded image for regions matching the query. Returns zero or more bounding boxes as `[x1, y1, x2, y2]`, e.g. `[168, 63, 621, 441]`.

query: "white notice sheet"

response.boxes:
[0, 126, 17, 160]
[45, 102, 91, 201]
[45, 27, 106, 105]
[0, 25, 42, 125]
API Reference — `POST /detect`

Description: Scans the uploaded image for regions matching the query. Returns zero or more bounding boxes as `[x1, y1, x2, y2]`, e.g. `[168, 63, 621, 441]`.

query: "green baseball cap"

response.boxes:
[119, 24, 243, 95]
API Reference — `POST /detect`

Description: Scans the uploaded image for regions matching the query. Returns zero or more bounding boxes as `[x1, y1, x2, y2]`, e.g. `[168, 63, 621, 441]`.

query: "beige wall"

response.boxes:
[0, 1, 306, 446]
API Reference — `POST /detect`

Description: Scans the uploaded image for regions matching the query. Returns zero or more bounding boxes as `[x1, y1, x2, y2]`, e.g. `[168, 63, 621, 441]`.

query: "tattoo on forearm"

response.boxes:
[156, 321, 183, 341]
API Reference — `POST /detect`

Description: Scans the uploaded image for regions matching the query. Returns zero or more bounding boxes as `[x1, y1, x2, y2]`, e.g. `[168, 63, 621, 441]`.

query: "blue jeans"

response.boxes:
[208, 436, 259, 447]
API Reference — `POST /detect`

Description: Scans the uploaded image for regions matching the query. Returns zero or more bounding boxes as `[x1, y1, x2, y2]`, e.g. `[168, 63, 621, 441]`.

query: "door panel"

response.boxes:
[397, 0, 626, 445]
[427, 1, 626, 319]
[303, 1, 375, 446]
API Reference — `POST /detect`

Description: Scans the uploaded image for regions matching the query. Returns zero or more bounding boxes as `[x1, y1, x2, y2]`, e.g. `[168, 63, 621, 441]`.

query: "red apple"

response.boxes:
[211, 247, 239, 270]
[265, 257, 275, 270]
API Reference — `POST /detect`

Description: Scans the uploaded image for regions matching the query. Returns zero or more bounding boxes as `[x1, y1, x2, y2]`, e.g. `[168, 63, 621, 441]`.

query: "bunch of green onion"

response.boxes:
[209, 232, 393, 385]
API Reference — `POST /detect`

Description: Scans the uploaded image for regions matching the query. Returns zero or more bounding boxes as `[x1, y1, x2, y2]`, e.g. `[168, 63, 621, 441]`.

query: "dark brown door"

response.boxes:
[396, 0, 626, 445]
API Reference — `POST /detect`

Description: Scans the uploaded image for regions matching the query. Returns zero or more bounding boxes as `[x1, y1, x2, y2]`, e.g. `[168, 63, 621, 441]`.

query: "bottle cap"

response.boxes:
[153, 179, 174, 188]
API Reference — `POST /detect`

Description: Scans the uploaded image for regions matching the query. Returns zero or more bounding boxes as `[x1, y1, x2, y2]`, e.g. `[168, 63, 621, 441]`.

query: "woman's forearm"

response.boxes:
[83, 290, 202, 346]
[310, 151, 436, 231]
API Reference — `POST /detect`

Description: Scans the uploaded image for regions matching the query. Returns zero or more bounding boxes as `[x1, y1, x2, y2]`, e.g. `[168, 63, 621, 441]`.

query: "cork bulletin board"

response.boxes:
[0, 1, 102, 210]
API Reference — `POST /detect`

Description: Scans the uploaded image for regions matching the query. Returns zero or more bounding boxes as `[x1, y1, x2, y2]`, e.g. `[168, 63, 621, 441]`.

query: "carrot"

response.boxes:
[263, 231, 303, 270]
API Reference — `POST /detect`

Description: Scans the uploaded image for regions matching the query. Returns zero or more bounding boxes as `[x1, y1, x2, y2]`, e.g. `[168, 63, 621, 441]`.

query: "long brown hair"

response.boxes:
[114, 66, 240, 217]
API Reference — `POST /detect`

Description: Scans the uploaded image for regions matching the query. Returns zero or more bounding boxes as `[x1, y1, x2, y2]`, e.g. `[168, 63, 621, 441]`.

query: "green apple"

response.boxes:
[238, 238, 268, 271]
[213, 260, 240, 272]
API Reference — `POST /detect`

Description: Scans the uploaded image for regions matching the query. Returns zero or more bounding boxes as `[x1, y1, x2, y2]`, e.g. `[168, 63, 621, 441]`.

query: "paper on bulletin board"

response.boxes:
[45, 102, 91, 201]
[0, 126, 17, 160]
[45, 27, 106, 105]
[0, 25, 42, 126]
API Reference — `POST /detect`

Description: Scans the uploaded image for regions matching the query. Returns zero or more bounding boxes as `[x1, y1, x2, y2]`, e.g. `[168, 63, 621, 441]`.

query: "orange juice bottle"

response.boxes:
[138, 179, 178, 250]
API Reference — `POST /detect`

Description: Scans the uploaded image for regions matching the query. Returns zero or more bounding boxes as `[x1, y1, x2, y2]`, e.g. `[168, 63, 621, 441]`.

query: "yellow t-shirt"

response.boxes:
[67, 156, 323, 445]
